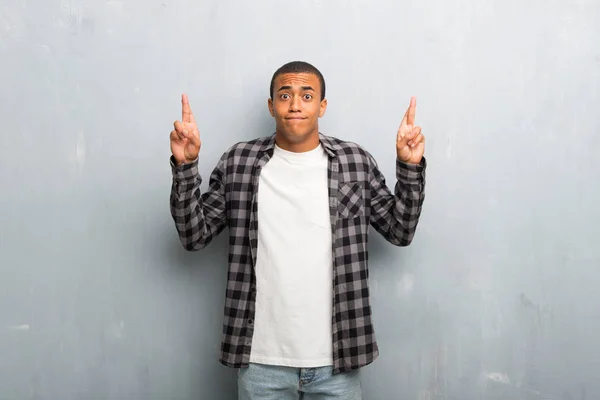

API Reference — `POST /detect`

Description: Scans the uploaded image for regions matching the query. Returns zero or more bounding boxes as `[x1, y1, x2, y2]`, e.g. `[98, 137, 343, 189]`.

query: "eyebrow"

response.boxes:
[277, 85, 315, 92]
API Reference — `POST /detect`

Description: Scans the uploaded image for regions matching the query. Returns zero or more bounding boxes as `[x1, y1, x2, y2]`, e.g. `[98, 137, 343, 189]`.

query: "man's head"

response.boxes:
[269, 61, 326, 101]
[268, 61, 328, 151]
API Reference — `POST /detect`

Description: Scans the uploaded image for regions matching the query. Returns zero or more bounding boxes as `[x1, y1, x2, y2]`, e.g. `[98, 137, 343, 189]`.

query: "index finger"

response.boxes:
[181, 93, 195, 124]
[401, 97, 417, 126]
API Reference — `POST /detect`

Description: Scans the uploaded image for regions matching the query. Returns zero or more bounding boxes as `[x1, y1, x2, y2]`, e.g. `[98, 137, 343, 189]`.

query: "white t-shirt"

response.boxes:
[249, 143, 333, 367]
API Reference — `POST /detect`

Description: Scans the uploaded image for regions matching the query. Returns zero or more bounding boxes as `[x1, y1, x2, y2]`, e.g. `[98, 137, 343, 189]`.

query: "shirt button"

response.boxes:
[248, 319, 253, 325]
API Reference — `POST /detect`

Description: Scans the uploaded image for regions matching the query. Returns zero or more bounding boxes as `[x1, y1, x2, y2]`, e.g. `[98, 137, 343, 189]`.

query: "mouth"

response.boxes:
[285, 117, 307, 120]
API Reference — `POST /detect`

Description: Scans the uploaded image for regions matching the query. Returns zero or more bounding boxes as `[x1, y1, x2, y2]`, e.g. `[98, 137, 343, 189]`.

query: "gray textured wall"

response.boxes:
[1, 0, 599, 399]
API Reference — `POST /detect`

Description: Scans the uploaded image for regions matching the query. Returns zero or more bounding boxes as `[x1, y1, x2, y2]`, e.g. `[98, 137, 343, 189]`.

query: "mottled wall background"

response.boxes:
[1, 0, 599, 399]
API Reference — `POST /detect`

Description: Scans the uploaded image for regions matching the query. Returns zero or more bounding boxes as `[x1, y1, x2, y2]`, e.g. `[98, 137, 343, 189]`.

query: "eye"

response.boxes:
[303, 94, 313, 100]
[280, 94, 290, 100]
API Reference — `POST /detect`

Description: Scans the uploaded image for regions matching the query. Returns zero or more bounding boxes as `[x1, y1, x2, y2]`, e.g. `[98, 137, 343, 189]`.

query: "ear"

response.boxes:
[268, 98, 275, 117]
[319, 98, 328, 118]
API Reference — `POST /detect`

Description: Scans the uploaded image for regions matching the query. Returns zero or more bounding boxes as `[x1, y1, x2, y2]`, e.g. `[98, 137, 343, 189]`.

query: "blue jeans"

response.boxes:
[238, 363, 362, 400]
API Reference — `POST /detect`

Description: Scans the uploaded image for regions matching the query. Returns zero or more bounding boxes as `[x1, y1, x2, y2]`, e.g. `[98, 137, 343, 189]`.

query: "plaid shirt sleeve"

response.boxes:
[368, 156, 426, 246]
[169, 155, 228, 250]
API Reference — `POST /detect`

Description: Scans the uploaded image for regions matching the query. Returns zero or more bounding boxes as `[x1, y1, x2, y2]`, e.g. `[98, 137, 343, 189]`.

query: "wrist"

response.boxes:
[396, 155, 423, 166]
[171, 155, 197, 167]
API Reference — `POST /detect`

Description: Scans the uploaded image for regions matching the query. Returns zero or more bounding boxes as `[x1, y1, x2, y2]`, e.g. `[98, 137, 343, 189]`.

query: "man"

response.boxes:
[169, 61, 426, 399]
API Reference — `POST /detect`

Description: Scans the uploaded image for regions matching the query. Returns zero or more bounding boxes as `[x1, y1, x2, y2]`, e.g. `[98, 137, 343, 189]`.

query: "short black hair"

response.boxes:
[270, 61, 326, 101]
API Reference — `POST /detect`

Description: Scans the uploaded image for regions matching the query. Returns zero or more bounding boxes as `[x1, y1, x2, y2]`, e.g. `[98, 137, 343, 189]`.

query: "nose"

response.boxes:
[289, 96, 301, 112]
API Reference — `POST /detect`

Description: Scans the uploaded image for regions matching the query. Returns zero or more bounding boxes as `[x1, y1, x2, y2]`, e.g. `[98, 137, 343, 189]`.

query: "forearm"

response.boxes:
[170, 157, 225, 250]
[370, 157, 426, 246]
[390, 158, 426, 244]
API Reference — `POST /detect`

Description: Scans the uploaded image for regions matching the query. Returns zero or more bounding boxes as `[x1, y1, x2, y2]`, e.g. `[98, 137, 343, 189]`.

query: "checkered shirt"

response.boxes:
[170, 133, 426, 374]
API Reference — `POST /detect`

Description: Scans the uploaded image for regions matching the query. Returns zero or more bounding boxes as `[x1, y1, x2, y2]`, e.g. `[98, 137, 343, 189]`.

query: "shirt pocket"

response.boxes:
[338, 182, 365, 219]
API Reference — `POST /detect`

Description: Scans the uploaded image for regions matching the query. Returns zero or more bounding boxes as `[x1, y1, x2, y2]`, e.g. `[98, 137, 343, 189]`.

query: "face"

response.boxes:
[268, 73, 327, 149]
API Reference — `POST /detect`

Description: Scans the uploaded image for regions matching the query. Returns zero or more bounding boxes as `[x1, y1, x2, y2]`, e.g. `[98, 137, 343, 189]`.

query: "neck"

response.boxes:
[275, 130, 320, 153]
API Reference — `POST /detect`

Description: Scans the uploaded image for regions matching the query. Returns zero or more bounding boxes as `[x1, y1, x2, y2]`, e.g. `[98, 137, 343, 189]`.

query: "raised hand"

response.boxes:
[170, 94, 201, 165]
[396, 97, 425, 164]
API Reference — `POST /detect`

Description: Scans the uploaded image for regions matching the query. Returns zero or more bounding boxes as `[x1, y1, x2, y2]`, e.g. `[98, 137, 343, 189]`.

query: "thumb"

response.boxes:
[397, 124, 414, 146]
[184, 129, 201, 148]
